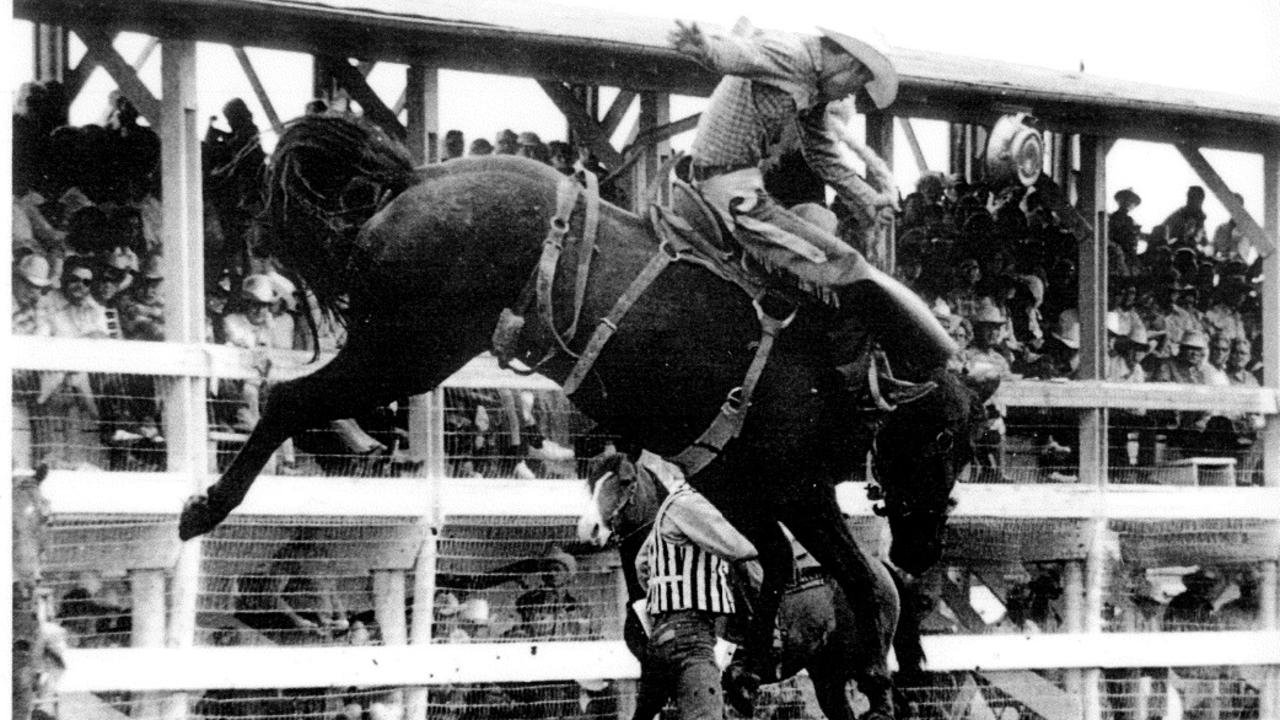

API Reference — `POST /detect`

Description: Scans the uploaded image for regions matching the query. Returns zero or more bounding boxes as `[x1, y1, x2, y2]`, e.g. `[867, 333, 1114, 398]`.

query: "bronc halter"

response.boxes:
[592, 464, 658, 548]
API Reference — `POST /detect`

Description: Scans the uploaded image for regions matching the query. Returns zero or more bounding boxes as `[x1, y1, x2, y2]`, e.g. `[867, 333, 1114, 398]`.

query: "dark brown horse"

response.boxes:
[179, 115, 994, 719]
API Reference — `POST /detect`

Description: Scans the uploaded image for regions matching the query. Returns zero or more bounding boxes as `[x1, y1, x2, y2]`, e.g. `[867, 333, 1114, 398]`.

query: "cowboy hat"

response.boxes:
[1114, 188, 1141, 206]
[16, 253, 53, 287]
[817, 26, 898, 109]
[1179, 331, 1208, 350]
[1052, 309, 1080, 350]
[971, 303, 1006, 325]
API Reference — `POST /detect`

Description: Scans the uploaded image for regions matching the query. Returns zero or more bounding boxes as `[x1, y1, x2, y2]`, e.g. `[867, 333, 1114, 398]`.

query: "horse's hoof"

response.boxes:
[722, 665, 760, 717]
[178, 495, 226, 540]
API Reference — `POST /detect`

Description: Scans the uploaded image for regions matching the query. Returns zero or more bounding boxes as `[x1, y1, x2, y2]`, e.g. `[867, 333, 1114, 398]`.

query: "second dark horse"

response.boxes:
[180, 116, 995, 719]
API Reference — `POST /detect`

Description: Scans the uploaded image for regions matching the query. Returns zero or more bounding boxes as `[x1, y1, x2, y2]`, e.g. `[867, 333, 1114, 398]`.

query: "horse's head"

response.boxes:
[871, 368, 998, 576]
[577, 452, 666, 548]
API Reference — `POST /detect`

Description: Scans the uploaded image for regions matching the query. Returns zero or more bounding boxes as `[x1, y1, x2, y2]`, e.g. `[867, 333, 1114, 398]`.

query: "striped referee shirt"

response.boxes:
[639, 484, 756, 615]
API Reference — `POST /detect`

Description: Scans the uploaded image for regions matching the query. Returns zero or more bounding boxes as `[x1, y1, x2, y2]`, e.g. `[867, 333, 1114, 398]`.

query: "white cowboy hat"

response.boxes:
[17, 253, 53, 287]
[817, 26, 898, 109]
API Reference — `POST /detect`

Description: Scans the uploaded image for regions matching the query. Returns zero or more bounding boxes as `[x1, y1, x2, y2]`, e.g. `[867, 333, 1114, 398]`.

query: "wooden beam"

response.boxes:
[232, 47, 283, 135]
[623, 113, 699, 154]
[320, 55, 405, 139]
[1176, 143, 1276, 257]
[405, 65, 438, 163]
[600, 90, 637, 137]
[938, 574, 990, 632]
[132, 36, 159, 69]
[71, 26, 162, 124]
[537, 79, 624, 169]
[897, 117, 929, 174]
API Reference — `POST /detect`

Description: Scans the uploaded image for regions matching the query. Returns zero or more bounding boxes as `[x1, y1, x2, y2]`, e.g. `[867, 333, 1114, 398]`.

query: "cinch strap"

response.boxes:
[670, 297, 795, 477]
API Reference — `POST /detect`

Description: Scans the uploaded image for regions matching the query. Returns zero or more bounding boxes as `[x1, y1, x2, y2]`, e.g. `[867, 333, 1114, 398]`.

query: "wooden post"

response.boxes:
[372, 569, 409, 711]
[159, 36, 205, 720]
[1262, 561, 1280, 720]
[1262, 151, 1279, 489]
[633, 91, 670, 209]
[1063, 560, 1086, 714]
[405, 66, 439, 165]
[34, 24, 69, 82]
[405, 391, 443, 720]
[131, 568, 168, 720]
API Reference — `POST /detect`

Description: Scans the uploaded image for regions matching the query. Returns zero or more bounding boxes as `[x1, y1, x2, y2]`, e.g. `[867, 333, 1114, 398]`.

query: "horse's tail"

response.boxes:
[260, 114, 418, 320]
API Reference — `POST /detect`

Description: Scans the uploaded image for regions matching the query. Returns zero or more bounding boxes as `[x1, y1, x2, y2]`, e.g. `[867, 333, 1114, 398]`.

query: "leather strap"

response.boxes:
[536, 176, 587, 358]
[563, 170, 601, 342]
[562, 232, 679, 396]
[671, 297, 795, 477]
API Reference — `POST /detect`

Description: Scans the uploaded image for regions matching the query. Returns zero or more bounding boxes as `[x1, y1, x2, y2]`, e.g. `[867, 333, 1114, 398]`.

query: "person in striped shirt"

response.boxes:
[634, 479, 756, 720]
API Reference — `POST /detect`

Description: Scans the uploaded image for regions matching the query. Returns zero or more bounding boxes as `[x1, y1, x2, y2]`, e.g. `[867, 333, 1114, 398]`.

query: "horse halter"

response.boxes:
[868, 427, 956, 523]
[599, 469, 654, 547]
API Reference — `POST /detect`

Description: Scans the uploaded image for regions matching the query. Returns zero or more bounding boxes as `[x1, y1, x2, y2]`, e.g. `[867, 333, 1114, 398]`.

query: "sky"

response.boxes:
[8, 0, 1280, 235]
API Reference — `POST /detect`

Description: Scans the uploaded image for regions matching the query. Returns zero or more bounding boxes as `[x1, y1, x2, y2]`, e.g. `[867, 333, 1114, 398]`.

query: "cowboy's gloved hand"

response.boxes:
[669, 21, 712, 66]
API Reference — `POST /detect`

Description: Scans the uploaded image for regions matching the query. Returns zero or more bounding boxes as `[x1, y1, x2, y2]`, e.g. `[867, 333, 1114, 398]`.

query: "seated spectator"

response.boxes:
[58, 571, 131, 648]
[1163, 567, 1222, 631]
[547, 141, 574, 176]
[1161, 280, 1203, 350]
[1108, 318, 1149, 384]
[222, 275, 294, 431]
[1211, 192, 1249, 261]
[90, 255, 136, 338]
[1204, 332, 1232, 386]
[1226, 338, 1260, 388]
[1019, 309, 1079, 380]
[1152, 331, 1208, 385]
[119, 260, 165, 341]
[515, 131, 549, 163]
[494, 129, 518, 155]
[13, 252, 54, 335]
[1162, 185, 1208, 251]
[1203, 275, 1248, 344]
[504, 546, 590, 641]
[1108, 188, 1142, 264]
[468, 138, 494, 156]
[1217, 569, 1260, 630]
[235, 530, 351, 645]
[962, 304, 1013, 478]
[443, 129, 465, 161]
[944, 256, 982, 320]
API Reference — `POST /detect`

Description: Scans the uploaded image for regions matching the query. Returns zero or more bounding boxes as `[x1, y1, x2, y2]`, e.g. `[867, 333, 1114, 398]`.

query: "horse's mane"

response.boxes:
[260, 114, 419, 321]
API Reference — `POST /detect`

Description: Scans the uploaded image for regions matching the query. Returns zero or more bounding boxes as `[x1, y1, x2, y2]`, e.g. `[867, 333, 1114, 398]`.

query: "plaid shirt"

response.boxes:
[688, 20, 882, 212]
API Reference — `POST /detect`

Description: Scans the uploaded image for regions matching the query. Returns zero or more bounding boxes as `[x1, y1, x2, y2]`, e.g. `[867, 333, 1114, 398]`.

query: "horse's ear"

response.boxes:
[585, 451, 624, 482]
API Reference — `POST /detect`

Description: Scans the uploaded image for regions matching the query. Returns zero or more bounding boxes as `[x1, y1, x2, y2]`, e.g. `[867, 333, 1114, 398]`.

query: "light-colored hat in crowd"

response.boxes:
[930, 297, 957, 330]
[1179, 331, 1208, 350]
[1105, 311, 1130, 337]
[241, 274, 279, 304]
[16, 253, 53, 287]
[971, 303, 1006, 325]
[434, 591, 462, 617]
[1052, 309, 1081, 350]
[817, 26, 898, 109]
[1124, 322, 1149, 347]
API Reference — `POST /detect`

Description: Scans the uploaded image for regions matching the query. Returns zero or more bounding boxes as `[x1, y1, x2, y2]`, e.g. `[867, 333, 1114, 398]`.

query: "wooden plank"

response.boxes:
[897, 117, 929, 173]
[232, 47, 283, 135]
[321, 55, 405, 139]
[978, 670, 1081, 720]
[600, 89, 637, 137]
[1178, 143, 1276, 257]
[537, 79, 624, 169]
[72, 26, 162, 124]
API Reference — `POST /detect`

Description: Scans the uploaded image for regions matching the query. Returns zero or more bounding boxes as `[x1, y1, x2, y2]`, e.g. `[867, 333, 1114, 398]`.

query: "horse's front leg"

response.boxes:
[180, 323, 481, 540]
[723, 520, 793, 716]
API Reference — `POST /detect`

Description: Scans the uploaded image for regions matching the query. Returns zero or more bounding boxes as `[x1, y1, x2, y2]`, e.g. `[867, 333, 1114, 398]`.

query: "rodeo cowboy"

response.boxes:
[670, 18, 954, 373]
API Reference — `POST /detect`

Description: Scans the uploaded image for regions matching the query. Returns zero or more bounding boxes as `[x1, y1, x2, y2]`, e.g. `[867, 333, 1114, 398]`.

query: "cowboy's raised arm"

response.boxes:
[659, 488, 757, 561]
[670, 18, 812, 85]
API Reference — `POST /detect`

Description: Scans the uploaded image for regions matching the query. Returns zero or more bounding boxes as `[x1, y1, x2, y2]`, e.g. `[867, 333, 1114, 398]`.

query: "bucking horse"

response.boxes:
[179, 115, 996, 720]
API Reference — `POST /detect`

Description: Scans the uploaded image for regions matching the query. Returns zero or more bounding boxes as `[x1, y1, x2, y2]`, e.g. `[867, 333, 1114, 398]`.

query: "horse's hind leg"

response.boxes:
[811, 669, 859, 720]
[781, 493, 899, 719]
[180, 319, 486, 539]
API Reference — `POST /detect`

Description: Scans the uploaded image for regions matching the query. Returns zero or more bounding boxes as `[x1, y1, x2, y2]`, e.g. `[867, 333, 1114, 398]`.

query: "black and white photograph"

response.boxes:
[7, 1, 1280, 719]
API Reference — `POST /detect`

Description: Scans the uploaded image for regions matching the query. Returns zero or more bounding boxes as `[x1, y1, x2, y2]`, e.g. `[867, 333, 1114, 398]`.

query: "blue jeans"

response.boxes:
[639, 610, 723, 720]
